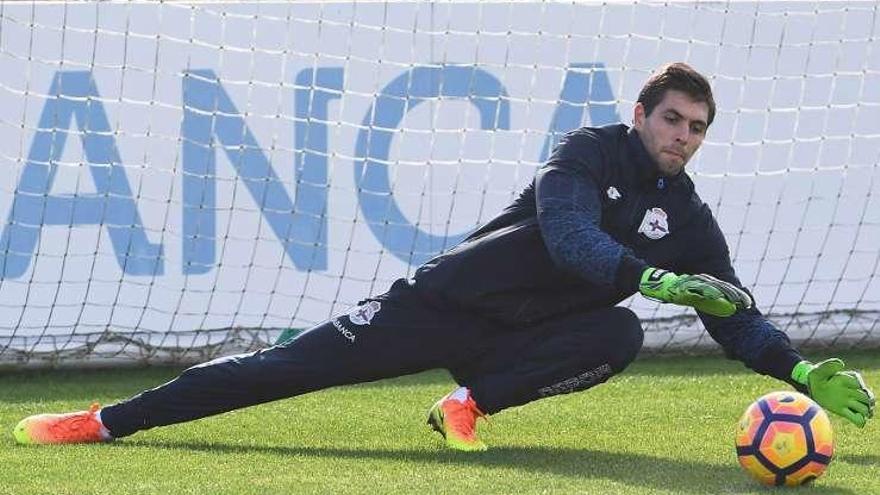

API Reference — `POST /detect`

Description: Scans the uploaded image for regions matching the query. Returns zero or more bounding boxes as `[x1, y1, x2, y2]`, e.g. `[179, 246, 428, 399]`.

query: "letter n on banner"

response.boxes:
[181, 69, 342, 274]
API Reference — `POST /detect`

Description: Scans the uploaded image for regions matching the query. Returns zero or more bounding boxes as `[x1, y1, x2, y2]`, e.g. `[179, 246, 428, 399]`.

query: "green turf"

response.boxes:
[1, 350, 877, 494]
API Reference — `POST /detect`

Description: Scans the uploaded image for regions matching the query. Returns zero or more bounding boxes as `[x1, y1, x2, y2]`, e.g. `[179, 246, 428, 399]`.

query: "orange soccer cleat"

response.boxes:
[427, 391, 488, 452]
[13, 403, 112, 445]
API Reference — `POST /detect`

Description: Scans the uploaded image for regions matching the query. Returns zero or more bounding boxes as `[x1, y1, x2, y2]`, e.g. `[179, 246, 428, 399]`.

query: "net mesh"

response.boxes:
[0, 0, 878, 366]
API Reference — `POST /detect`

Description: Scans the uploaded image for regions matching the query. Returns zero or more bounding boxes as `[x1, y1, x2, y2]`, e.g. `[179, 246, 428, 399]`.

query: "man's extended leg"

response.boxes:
[14, 280, 495, 444]
[430, 306, 644, 449]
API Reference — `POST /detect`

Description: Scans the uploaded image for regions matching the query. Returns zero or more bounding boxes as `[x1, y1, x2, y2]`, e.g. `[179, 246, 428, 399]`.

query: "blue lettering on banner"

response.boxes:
[1, 64, 617, 278]
[539, 63, 620, 161]
[354, 65, 511, 266]
[0, 71, 163, 278]
[181, 68, 343, 273]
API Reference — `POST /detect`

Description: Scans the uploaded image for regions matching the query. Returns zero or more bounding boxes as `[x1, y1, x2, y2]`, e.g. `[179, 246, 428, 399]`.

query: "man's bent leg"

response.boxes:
[450, 306, 644, 414]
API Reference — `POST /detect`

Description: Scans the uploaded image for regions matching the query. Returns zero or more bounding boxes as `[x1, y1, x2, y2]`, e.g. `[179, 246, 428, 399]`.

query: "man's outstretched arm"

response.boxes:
[686, 212, 874, 427]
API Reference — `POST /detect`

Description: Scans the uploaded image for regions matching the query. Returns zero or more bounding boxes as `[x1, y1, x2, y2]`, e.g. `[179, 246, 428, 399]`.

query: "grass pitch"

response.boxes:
[1, 350, 877, 495]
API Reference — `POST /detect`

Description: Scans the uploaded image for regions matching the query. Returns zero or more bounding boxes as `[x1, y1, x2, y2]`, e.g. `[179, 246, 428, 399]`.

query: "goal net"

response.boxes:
[0, 0, 878, 366]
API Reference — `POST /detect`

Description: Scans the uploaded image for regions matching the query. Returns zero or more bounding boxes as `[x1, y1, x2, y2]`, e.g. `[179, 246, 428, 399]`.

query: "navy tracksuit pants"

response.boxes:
[101, 279, 644, 438]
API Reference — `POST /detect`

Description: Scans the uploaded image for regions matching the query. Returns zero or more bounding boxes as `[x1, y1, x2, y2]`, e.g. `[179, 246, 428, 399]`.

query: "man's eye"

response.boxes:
[665, 115, 678, 123]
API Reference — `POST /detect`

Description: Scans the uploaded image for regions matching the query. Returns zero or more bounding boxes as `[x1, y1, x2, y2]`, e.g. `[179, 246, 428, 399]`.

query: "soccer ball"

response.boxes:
[735, 391, 834, 486]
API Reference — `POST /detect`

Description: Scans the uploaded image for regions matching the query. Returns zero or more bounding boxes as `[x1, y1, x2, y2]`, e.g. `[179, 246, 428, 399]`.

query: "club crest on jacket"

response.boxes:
[348, 301, 381, 325]
[638, 207, 670, 240]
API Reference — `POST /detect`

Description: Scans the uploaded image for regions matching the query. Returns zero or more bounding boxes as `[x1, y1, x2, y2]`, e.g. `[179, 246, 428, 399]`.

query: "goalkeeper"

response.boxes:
[14, 62, 874, 451]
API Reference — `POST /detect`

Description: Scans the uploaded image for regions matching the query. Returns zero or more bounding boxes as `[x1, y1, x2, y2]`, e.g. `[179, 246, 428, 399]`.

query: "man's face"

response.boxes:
[633, 89, 710, 177]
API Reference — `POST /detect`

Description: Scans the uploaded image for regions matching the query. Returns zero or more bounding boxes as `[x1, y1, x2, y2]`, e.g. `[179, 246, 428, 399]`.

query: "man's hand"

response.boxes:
[638, 268, 753, 317]
[792, 358, 875, 428]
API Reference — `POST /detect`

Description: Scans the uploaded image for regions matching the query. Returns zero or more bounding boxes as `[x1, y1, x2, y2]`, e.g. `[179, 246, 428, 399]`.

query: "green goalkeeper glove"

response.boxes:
[792, 358, 875, 428]
[638, 268, 753, 317]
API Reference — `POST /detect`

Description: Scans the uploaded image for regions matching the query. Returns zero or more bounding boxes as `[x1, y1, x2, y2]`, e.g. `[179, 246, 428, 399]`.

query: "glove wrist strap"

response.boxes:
[639, 268, 670, 298]
[791, 360, 813, 386]
[640, 267, 662, 286]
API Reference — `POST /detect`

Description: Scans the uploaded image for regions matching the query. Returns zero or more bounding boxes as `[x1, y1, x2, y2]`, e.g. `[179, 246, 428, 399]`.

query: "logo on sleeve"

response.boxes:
[606, 186, 621, 200]
[638, 207, 670, 240]
[348, 301, 381, 325]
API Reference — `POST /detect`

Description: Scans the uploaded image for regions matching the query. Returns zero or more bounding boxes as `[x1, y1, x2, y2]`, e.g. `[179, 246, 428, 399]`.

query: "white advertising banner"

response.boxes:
[0, 1, 877, 362]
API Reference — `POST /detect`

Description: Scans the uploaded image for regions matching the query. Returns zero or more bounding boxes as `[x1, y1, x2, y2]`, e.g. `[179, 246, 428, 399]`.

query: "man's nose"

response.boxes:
[674, 123, 690, 144]
[674, 128, 687, 143]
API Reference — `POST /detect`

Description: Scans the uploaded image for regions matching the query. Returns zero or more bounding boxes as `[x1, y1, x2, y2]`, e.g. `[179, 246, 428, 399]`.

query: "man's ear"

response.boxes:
[633, 102, 646, 130]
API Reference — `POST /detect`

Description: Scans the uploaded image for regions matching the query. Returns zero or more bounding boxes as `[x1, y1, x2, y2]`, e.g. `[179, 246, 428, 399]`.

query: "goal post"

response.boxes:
[0, 0, 878, 367]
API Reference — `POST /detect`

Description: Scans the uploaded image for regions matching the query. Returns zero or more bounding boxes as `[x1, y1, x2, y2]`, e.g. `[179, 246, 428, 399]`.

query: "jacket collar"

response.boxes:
[626, 126, 686, 190]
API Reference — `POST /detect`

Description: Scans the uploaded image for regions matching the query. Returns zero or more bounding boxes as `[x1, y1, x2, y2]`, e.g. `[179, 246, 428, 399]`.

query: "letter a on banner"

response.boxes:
[0, 71, 163, 278]
[539, 63, 620, 162]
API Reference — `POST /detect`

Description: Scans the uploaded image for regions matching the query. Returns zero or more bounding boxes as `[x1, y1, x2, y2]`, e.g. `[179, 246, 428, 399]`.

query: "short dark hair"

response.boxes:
[637, 62, 716, 126]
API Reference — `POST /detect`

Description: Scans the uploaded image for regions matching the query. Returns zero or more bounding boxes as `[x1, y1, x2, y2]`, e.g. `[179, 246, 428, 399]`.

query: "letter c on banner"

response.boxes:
[354, 65, 510, 266]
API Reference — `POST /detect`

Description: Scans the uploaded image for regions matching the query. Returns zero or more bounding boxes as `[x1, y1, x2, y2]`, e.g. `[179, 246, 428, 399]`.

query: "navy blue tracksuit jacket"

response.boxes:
[412, 124, 803, 384]
[100, 123, 805, 437]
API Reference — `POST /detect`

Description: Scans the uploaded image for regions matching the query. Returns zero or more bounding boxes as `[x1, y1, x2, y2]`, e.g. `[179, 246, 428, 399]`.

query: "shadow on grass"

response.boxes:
[3, 349, 876, 399]
[114, 440, 856, 494]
